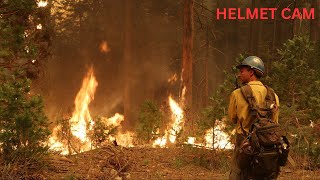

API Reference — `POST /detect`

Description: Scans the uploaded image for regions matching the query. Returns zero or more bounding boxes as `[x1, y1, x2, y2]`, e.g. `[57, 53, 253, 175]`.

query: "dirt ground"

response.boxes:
[12, 145, 320, 180]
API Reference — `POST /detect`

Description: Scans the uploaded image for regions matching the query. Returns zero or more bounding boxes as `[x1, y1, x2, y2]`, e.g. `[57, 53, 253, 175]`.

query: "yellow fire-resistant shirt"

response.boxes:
[228, 81, 280, 135]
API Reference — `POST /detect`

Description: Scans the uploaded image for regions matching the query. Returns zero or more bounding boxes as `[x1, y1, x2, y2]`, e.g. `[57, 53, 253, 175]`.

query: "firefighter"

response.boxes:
[228, 56, 280, 180]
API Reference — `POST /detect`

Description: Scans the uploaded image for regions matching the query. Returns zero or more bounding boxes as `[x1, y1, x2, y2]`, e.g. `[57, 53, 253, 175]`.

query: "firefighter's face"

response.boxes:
[238, 66, 254, 84]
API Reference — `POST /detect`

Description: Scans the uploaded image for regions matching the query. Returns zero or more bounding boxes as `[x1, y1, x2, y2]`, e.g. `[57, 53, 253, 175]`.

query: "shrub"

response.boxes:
[91, 116, 118, 147]
[267, 36, 320, 168]
[136, 100, 163, 143]
[0, 70, 50, 161]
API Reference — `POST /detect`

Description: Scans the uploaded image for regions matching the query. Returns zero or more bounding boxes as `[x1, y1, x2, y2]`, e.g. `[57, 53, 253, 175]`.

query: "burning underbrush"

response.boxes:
[47, 66, 234, 155]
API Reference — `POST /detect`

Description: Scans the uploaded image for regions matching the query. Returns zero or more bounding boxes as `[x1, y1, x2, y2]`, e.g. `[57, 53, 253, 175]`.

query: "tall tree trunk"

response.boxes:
[182, 0, 194, 108]
[123, 0, 133, 128]
[276, 1, 294, 47]
[310, 0, 320, 41]
[248, 0, 260, 54]
[271, 9, 277, 75]
[291, 0, 297, 39]
[248, 0, 255, 53]
[203, 23, 209, 108]
[182, 0, 194, 136]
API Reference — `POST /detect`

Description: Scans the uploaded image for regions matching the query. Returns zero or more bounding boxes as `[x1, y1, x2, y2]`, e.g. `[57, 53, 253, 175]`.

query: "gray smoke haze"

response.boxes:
[40, 0, 232, 129]
[42, 0, 184, 125]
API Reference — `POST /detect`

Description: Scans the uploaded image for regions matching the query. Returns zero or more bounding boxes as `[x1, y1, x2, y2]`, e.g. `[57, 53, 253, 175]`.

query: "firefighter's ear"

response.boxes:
[249, 68, 255, 77]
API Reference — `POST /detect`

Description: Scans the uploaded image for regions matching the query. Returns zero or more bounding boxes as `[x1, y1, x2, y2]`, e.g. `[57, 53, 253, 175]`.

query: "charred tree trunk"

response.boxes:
[310, 0, 320, 41]
[182, 0, 194, 108]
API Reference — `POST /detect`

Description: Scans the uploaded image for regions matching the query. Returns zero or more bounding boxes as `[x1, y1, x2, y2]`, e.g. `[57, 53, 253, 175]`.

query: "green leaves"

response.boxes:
[268, 36, 320, 168]
[270, 36, 320, 119]
[136, 100, 163, 143]
[0, 72, 50, 161]
[0, 0, 51, 79]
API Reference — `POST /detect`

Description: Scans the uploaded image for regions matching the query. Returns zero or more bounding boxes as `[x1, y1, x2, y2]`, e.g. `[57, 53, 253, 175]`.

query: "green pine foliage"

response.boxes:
[268, 36, 320, 167]
[91, 116, 118, 147]
[0, 0, 51, 162]
[0, 0, 51, 78]
[136, 100, 163, 143]
[268, 36, 320, 124]
[0, 70, 50, 161]
[0, 0, 36, 60]
[270, 36, 319, 115]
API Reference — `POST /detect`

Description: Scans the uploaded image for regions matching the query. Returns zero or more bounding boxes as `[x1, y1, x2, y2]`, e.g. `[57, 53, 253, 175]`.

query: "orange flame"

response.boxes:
[99, 41, 110, 53]
[48, 66, 233, 153]
[153, 95, 184, 147]
[48, 67, 137, 154]
[168, 96, 184, 143]
[101, 113, 124, 127]
[112, 131, 135, 147]
[48, 125, 69, 155]
[101, 113, 135, 147]
[69, 67, 98, 152]
[184, 121, 234, 150]
[167, 73, 177, 84]
[205, 123, 233, 149]
[47, 67, 98, 154]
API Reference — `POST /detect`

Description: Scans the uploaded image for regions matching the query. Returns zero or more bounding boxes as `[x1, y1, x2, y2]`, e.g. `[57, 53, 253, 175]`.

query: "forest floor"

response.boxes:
[2, 145, 320, 180]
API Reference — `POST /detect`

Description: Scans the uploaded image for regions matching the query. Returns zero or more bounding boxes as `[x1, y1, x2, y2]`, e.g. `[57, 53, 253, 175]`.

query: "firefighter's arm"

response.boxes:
[228, 91, 238, 124]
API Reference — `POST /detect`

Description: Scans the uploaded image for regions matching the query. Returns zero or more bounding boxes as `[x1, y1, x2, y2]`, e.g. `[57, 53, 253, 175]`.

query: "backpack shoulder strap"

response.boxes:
[264, 85, 276, 103]
[264, 85, 277, 118]
[240, 85, 258, 117]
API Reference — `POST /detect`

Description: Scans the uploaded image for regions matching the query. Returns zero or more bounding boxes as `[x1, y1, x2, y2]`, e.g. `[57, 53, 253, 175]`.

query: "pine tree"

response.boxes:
[0, 70, 50, 161]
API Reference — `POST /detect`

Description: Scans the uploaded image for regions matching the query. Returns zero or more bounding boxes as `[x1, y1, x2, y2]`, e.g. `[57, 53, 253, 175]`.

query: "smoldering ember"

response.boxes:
[216, 8, 315, 20]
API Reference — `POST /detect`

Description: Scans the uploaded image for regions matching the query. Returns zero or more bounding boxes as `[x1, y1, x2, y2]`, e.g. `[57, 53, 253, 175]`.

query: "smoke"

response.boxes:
[43, 0, 182, 127]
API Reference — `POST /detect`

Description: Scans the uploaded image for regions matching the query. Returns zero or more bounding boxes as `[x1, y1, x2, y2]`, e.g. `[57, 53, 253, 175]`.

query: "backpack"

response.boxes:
[238, 84, 290, 177]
